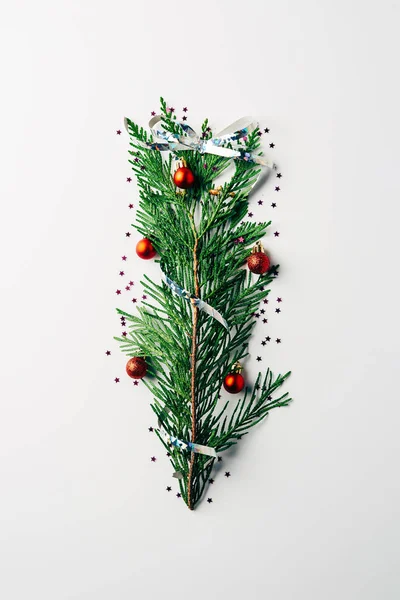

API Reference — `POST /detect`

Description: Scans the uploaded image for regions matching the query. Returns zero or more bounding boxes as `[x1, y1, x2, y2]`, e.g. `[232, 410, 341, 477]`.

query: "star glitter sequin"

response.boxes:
[276, 173, 282, 178]
[119, 271, 124, 276]
[116, 130, 121, 135]
[122, 256, 127, 261]
[275, 186, 280, 192]
[276, 338, 281, 344]
[114, 377, 120, 383]
[264, 127, 270, 133]
[258, 200, 263, 205]
[275, 308, 281, 313]
[150, 456, 157, 462]
[225, 472, 231, 478]
[116, 289, 121, 295]
[207, 498, 213, 503]
[105, 350, 111, 356]
[271, 203, 277, 208]
[274, 231, 280, 237]
[128, 203, 134, 209]
[125, 232, 131, 237]
[126, 177, 132, 183]
[277, 297, 282, 302]
[209, 478, 214, 484]
[269, 143, 275, 148]
[166, 486, 172, 492]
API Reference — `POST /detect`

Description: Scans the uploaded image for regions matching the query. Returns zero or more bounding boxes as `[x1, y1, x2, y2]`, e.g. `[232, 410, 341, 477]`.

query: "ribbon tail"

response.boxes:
[196, 299, 229, 331]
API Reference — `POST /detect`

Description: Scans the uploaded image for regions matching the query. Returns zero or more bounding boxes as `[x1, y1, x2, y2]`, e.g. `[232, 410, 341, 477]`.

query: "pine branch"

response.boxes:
[115, 98, 292, 509]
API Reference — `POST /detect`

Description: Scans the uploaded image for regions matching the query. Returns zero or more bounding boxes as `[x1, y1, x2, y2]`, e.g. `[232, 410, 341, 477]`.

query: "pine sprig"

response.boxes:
[115, 99, 291, 509]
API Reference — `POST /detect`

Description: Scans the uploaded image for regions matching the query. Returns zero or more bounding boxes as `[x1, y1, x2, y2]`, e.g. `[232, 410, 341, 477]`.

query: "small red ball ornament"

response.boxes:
[223, 362, 245, 394]
[247, 241, 270, 274]
[173, 161, 195, 189]
[136, 237, 156, 260]
[126, 356, 148, 379]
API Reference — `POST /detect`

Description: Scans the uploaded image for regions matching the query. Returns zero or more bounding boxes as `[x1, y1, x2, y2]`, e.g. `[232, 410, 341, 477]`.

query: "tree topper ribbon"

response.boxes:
[124, 115, 275, 169]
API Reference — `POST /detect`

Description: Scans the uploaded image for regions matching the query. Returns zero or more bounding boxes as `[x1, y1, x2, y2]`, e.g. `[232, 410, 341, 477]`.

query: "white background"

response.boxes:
[1, 1, 399, 598]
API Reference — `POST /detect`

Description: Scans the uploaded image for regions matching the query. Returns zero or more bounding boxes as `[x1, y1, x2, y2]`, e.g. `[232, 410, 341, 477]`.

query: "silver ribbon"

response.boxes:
[160, 271, 229, 331]
[157, 412, 217, 459]
[124, 115, 275, 169]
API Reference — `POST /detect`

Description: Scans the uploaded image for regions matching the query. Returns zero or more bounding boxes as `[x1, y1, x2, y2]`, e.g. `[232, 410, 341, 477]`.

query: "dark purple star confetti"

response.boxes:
[105, 350, 111, 356]
[114, 377, 120, 383]
[150, 456, 157, 462]
[274, 231, 280, 237]
[116, 130, 121, 135]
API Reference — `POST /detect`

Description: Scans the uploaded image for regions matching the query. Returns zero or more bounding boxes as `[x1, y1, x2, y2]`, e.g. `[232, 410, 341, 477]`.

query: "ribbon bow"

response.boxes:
[124, 115, 275, 169]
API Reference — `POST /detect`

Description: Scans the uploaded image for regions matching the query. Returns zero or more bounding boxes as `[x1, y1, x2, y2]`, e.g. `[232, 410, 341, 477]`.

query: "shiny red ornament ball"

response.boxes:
[136, 237, 156, 259]
[173, 166, 195, 189]
[247, 251, 270, 274]
[223, 372, 245, 394]
[126, 356, 147, 379]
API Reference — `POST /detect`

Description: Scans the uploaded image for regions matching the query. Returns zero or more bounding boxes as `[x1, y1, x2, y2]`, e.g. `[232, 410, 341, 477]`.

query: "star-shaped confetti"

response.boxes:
[269, 143, 275, 148]
[271, 202, 277, 208]
[105, 350, 111, 356]
[207, 498, 213, 503]
[166, 486, 172, 492]
[225, 471, 231, 478]
[126, 177, 132, 183]
[116, 130, 121, 135]
[275, 186, 280, 192]
[150, 456, 157, 462]
[125, 232, 131, 237]
[276, 338, 281, 344]
[274, 231, 280, 237]
[114, 377, 120, 383]
[116, 289, 121, 295]
[275, 308, 281, 314]
[258, 200, 263, 205]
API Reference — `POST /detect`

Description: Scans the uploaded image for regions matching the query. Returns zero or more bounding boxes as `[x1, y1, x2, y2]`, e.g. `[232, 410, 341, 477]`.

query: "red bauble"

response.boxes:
[173, 166, 195, 189]
[223, 372, 245, 394]
[247, 251, 270, 274]
[136, 237, 156, 259]
[126, 356, 147, 379]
